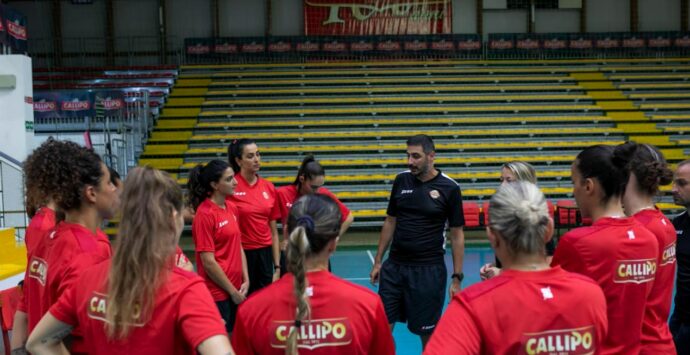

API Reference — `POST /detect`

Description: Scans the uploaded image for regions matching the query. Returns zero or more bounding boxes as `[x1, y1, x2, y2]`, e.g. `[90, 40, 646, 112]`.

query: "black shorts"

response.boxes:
[378, 259, 446, 336]
[216, 299, 238, 333]
[245, 246, 274, 295]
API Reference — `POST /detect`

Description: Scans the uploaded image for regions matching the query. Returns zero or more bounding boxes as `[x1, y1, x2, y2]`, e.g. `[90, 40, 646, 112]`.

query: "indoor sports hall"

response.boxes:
[1, 0, 689, 354]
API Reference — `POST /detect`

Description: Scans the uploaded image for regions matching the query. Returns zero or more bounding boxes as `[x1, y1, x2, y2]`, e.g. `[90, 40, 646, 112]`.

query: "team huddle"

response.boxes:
[6, 133, 689, 355]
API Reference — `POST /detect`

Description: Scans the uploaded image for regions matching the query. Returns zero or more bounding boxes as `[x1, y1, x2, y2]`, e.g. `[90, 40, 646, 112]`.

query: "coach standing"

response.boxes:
[370, 134, 465, 349]
[671, 159, 690, 354]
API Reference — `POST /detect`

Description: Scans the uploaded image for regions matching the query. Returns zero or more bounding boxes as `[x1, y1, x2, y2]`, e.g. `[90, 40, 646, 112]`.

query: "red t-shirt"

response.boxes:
[633, 208, 677, 354]
[25, 206, 56, 257]
[228, 174, 280, 250]
[424, 267, 608, 355]
[24, 222, 111, 333]
[192, 198, 243, 301]
[49, 260, 227, 355]
[17, 206, 56, 313]
[275, 184, 351, 227]
[552, 216, 659, 355]
[231, 270, 394, 354]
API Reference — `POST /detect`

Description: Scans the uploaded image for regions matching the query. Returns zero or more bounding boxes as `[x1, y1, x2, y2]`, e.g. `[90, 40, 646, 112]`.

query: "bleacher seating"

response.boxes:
[137, 58, 690, 230]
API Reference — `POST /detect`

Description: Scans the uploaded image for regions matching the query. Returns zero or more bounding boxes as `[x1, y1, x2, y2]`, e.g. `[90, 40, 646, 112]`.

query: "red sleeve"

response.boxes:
[230, 305, 255, 354]
[178, 280, 228, 350]
[369, 299, 395, 354]
[550, 236, 583, 274]
[57, 253, 105, 300]
[48, 281, 78, 327]
[269, 184, 281, 222]
[17, 273, 27, 312]
[192, 211, 216, 253]
[275, 189, 289, 226]
[423, 295, 482, 355]
[320, 188, 351, 223]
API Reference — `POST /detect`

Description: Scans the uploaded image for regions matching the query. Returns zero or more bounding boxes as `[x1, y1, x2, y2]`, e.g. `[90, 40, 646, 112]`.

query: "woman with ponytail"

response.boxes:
[425, 182, 608, 354]
[227, 139, 281, 294]
[27, 167, 233, 354]
[551, 144, 659, 354]
[614, 142, 676, 354]
[231, 194, 394, 354]
[276, 155, 354, 275]
[189, 159, 249, 334]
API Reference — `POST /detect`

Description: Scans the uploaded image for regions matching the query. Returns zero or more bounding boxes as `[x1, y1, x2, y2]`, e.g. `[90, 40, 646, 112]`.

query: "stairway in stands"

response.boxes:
[139, 58, 690, 229]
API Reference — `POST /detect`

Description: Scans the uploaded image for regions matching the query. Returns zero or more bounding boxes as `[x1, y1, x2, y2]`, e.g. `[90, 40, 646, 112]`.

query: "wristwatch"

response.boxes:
[451, 272, 464, 282]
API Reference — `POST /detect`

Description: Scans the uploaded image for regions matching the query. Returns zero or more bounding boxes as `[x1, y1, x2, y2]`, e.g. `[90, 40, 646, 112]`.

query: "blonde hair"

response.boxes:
[106, 167, 183, 339]
[502, 161, 537, 184]
[489, 181, 550, 256]
[285, 194, 342, 355]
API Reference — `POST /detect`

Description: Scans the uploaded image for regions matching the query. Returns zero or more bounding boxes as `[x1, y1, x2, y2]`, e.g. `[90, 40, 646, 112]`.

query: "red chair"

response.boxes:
[556, 200, 579, 227]
[463, 202, 481, 228]
[546, 200, 555, 221]
[0, 286, 21, 355]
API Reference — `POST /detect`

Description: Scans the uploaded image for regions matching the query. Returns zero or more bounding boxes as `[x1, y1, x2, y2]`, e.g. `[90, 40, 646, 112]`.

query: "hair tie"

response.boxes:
[296, 215, 315, 232]
[644, 144, 660, 162]
[232, 139, 238, 145]
[294, 320, 302, 328]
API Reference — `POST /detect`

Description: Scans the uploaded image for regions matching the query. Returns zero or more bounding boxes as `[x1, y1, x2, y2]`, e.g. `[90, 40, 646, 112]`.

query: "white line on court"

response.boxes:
[345, 277, 370, 281]
[366, 250, 375, 265]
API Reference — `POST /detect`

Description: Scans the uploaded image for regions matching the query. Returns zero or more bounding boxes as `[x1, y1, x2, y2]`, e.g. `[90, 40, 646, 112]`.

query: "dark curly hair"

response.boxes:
[613, 141, 673, 195]
[187, 159, 231, 211]
[23, 138, 97, 217]
[29, 139, 104, 212]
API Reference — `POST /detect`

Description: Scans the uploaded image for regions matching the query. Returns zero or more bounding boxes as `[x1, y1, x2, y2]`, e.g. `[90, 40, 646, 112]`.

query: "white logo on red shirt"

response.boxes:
[234, 192, 247, 196]
[521, 325, 596, 354]
[540, 287, 553, 300]
[263, 191, 270, 200]
[285, 202, 293, 208]
[270, 318, 353, 350]
[219, 220, 229, 228]
[627, 230, 635, 240]
[614, 259, 656, 284]
[29, 256, 48, 286]
[661, 242, 676, 266]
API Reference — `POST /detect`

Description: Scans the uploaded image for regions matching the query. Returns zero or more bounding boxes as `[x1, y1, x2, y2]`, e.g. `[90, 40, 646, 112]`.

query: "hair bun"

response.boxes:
[296, 215, 315, 232]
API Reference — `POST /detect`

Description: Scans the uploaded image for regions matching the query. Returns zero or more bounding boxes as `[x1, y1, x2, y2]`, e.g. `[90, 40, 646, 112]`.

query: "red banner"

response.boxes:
[304, 0, 452, 35]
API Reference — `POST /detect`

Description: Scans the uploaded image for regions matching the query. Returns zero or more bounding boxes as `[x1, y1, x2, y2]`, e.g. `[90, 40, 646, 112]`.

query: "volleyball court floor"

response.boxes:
[330, 246, 495, 355]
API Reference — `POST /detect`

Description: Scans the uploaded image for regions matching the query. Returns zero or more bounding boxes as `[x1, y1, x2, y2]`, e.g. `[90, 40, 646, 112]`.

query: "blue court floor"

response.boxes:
[330, 246, 495, 355]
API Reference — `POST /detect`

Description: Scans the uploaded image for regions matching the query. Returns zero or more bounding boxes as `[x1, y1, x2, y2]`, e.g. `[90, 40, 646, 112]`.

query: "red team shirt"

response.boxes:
[275, 184, 350, 226]
[49, 260, 227, 355]
[228, 174, 280, 250]
[231, 270, 395, 354]
[17, 207, 56, 314]
[24, 221, 112, 354]
[25, 206, 56, 256]
[192, 198, 243, 301]
[552, 217, 659, 355]
[633, 208, 677, 354]
[424, 267, 608, 355]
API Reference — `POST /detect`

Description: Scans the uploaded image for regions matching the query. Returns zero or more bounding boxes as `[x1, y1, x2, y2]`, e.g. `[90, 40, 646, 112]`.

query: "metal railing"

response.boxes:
[0, 151, 27, 242]
[28, 36, 183, 68]
[34, 91, 151, 177]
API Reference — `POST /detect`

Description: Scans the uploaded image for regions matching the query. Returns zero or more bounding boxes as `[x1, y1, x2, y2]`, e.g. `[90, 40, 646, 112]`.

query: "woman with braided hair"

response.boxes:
[231, 194, 394, 354]
[189, 159, 249, 334]
[614, 142, 676, 354]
